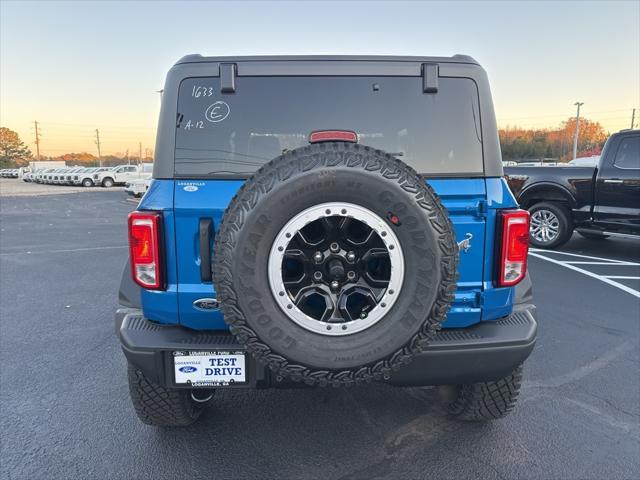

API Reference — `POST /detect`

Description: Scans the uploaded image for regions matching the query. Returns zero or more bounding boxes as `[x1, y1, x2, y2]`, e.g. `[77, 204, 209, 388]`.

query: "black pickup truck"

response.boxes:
[504, 129, 639, 248]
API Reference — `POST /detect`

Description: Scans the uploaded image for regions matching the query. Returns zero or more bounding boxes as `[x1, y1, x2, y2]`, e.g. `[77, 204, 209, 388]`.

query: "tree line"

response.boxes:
[0, 127, 152, 168]
[499, 117, 608, 161]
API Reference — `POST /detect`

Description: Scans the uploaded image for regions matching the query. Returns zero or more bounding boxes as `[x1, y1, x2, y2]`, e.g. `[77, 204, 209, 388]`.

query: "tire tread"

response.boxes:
[127, 364, 203, 427]
[213, 142, 459, 386]
[444, 365, 524, 421]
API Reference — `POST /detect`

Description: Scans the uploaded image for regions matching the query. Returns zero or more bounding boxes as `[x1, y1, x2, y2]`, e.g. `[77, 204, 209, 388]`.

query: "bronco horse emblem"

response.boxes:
[457, 233, 473, 253]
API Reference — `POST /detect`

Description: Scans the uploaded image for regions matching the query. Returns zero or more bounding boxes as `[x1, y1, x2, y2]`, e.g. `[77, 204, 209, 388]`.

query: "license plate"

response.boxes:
[173, 350, 246, 386]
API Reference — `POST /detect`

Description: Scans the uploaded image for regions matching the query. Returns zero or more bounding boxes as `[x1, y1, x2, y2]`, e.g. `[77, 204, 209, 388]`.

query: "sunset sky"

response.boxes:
[1, 0, 638, 157]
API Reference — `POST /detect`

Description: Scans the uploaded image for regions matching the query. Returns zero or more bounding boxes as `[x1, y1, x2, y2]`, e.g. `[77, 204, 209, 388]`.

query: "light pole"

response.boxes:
[572, 102, 584, 160]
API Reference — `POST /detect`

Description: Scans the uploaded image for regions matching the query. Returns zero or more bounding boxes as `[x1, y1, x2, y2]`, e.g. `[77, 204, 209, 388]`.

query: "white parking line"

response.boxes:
[564, 261, 640, 266]
[529, 251, 640, 299]
[603, 276, 640, 280]
[530, 248, 640, 265]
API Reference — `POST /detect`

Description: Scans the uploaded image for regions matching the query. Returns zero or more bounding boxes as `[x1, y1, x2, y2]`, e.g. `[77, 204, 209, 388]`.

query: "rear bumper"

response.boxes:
[115, 304, 537, 388]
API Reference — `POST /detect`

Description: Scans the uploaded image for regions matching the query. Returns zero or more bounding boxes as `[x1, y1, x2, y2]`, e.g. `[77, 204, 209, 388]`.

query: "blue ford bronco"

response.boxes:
[116, 55, 537, 427]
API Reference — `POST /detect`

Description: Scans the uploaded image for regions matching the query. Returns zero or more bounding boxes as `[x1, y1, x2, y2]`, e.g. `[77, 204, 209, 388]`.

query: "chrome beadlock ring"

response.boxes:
[268, 202, 405, 336]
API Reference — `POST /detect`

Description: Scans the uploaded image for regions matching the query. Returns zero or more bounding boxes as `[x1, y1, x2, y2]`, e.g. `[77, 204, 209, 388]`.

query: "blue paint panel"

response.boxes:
[485, 177, 519, 209]
[481, 285, 514, 320]
[173, 180, 243, 329]
[428, 179, 486, 328]
[137, 180, 179, 324]
[137, 177, 518, 330]
[481, 178, 519, 321]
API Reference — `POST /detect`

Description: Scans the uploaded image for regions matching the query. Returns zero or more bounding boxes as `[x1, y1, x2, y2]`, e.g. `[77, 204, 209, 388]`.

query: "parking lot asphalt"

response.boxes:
[0, 178, 125, 197]
[1, 191, 639, 480]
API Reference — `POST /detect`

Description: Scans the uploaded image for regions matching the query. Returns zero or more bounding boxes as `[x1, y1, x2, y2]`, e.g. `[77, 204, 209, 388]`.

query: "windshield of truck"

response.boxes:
[174, 76, 483, 177]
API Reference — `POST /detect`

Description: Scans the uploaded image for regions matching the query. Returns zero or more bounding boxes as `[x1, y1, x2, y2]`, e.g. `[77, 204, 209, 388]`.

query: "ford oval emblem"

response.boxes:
[184, 185, 198, 192]
[193, 298, 219, 311]
[179, 366, 197, 373]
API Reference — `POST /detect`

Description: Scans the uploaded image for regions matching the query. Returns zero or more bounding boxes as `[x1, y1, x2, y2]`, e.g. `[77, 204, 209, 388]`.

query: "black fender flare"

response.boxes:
[518, 181, 578, 210]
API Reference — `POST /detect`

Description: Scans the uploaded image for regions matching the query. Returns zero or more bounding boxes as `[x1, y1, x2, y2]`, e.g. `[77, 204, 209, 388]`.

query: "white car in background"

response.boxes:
[52, 168, 71, 184]
[45, 168, 63, 184]
[94, 163, 153, 188]
[125, 178, 152, 198]
[568, 155, 600, 167]
[75, 167, 111, 187]
[0, 168, 18, 177]
[502, 161, 518, 167]
[35, 169, 50, 183]
[62, 167, 82, 185]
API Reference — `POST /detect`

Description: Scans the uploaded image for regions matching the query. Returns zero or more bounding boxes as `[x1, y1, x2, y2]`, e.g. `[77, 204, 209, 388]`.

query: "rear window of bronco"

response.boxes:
[175, 76, 483, 177]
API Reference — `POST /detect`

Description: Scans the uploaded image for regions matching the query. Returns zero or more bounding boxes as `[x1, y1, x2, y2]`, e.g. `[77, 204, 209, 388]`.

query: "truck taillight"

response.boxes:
[128, 211, 164, 290]
[497, 210, 530, 287]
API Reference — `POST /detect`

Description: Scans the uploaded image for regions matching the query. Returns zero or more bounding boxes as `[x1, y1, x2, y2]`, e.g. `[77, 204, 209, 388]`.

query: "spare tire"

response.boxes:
[213, 142, 458, 386]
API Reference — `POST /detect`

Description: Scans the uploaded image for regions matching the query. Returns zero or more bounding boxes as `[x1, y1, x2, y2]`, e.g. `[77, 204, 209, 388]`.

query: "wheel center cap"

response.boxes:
[327, 258, 346, 279]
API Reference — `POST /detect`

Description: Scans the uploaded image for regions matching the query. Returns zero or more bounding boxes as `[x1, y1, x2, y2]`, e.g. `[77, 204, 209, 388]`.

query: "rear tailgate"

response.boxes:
[172, 178, 488, 330]
[429, 179, 486, 327]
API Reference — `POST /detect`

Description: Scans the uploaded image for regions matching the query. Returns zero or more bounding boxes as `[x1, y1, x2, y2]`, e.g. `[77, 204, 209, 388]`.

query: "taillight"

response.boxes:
[497, 209, 530, 287]
[309, 130, 358, 143]
[128, 211, 164, 289]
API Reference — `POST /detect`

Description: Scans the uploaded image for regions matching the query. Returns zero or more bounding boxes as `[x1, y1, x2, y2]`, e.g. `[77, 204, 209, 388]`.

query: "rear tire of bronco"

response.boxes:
[528, 202, 573, 249]
[127, 363, 208, 427]
[438, 364, 523, 421]
[82, 178, 94, 187]
[213, 142, 458, 386]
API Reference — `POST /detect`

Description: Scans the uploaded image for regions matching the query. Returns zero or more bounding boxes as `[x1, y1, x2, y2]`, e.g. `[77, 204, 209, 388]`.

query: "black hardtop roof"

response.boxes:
[154, 52, 503, 178]
[175, 54, 479, 66]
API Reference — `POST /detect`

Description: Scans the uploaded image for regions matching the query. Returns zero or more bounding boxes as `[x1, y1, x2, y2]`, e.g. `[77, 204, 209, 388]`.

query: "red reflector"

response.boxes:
[309, 130, 358, 144]
[128, 211, 163, 290]
[497, 210, 530, 287]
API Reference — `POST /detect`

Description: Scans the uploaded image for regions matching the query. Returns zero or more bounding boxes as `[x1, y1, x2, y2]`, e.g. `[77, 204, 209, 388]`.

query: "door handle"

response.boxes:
[603, 179, 624, 184]
[199, 218, 214, 282]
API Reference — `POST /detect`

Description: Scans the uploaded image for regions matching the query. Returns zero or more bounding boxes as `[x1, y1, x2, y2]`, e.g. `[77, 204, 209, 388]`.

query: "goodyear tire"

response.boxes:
[213, 142, 458, 386]
[438, 365, 524, 421]
[127, 363, 208, 427]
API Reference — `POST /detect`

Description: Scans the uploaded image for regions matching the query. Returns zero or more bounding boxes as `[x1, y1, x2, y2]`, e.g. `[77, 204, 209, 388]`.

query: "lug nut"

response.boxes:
[347, 251, 356, 262]
[331, 280, 339, 290]
[313, 271, 323, 281]
[330, 242, 340, 253]
[314, 251, 323, 263]
[347, 271, 356, 280]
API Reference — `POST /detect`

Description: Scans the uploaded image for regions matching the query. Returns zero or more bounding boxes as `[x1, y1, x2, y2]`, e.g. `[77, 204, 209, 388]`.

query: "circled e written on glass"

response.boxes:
[205, 101, 231, 123]
[183, 101, 231, 130]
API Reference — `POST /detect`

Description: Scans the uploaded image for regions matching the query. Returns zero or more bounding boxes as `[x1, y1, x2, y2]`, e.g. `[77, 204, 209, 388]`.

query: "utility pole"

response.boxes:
[126, 149, 130, 165]
[94, 129, 102, 167]
[632, 108, 636, 129]
[572, 102, 584, 160]
[34, 121, 41, 160]
[139, 142, 142, 165]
